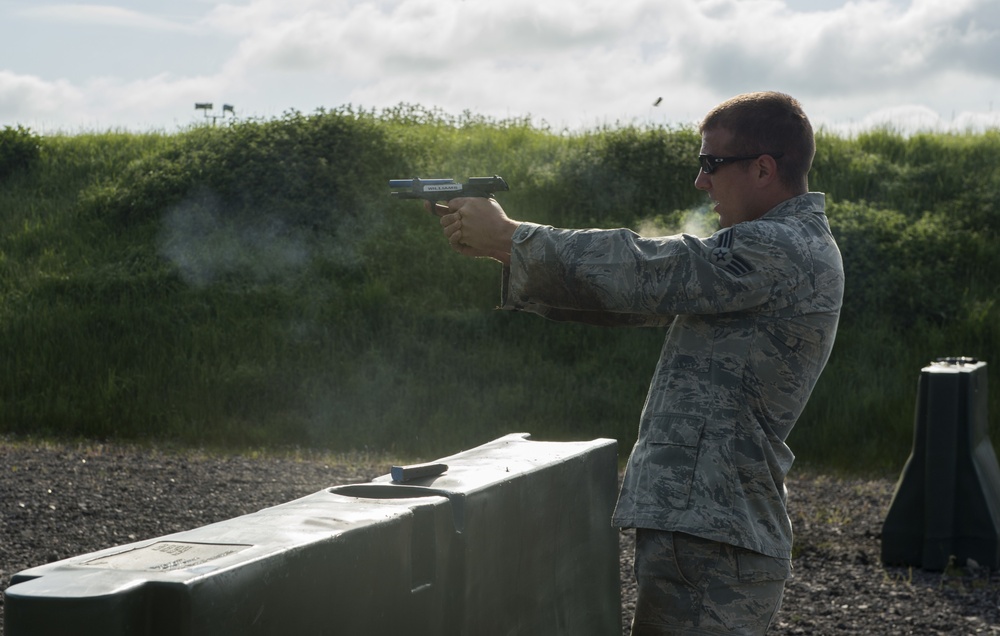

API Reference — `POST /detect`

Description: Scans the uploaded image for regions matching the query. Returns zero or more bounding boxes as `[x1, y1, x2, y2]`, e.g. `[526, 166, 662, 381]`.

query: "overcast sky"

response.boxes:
[1, 0, 998, 135]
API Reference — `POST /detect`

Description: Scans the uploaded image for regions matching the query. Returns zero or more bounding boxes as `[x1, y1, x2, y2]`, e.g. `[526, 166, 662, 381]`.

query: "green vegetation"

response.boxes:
[0, 125, 42, 180]
[1, 107, 997, 473]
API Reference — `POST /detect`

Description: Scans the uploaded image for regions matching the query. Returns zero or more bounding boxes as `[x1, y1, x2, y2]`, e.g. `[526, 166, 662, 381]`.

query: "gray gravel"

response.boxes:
[2, 438, 999, 635]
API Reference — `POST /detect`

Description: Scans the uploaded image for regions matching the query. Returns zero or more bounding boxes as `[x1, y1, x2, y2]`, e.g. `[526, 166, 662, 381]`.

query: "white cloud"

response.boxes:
[0, 70, 233, 132]
[206, 0, 1000, 130]
[0, 71, 83, 118]
[670, 0, 1000, 97]
[18, 3, 196, 32]
[2, 0, 999, 133]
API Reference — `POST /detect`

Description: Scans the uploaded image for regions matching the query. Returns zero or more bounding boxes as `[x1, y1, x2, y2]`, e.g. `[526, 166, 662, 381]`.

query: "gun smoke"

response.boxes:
[157, 188, 364, 289]
[636, 203, 716, 238]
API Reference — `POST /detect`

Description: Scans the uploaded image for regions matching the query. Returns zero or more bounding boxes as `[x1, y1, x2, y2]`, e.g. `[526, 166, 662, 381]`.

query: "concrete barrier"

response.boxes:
[4, 433, 621, 635]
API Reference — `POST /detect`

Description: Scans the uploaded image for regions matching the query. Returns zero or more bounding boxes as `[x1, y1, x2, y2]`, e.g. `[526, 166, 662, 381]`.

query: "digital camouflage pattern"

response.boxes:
[501, 192, 844, 559]
[631, 529, 787, 635]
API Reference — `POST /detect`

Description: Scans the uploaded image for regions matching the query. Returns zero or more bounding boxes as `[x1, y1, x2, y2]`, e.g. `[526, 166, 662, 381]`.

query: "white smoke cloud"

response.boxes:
[157, 191, 312, 288]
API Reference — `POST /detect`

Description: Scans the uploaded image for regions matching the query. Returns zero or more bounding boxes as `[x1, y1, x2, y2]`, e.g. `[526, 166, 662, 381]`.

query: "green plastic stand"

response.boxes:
[5, 433, 620, 635]
[881, 359, 1000, 570]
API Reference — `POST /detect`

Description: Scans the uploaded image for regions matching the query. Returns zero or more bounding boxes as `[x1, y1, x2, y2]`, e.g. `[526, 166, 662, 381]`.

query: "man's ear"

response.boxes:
[753, 154, 780, 188]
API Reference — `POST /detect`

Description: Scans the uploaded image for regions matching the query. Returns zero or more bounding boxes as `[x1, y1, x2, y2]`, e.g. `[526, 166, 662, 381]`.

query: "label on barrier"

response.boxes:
[84, 541, 251, 572]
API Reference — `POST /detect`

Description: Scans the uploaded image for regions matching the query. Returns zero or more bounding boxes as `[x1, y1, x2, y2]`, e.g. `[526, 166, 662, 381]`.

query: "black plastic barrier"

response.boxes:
[4, 433, 620, 635]
[881, 359, 1000, 570]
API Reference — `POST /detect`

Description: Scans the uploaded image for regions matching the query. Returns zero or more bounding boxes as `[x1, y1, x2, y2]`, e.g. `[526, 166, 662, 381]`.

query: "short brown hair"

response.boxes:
[700, 91, 815, 192]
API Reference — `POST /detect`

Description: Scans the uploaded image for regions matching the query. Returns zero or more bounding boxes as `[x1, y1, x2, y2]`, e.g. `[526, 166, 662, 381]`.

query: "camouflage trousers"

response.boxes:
[630, 529, 790, 635]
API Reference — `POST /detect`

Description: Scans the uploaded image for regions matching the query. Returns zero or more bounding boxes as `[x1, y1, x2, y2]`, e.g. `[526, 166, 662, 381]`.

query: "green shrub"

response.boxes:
[79, 108, 411, 231]
[1, 113, 998, 470]
[0, 125, 41, 179]
[545, 126, 703, 228]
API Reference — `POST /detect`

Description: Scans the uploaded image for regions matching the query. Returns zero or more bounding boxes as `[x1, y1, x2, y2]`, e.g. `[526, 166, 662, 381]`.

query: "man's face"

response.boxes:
[694, 127, 764, 229]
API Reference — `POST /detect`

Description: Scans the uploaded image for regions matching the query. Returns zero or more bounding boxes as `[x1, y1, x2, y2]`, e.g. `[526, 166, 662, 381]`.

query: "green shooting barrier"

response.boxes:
[5, 433, 621, 635]
[881, 359, 1000, 570]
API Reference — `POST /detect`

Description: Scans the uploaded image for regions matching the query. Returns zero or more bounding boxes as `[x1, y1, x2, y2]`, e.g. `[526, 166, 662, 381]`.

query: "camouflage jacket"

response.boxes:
[500, 192, 844, 558]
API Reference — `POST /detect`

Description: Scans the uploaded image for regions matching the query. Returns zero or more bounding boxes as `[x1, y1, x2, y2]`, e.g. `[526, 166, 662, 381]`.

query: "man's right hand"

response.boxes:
[428, 198, 518, 265]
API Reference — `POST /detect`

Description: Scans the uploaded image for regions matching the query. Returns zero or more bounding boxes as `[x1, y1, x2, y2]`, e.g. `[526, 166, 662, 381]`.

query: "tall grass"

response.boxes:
[1, 110, 997, 473]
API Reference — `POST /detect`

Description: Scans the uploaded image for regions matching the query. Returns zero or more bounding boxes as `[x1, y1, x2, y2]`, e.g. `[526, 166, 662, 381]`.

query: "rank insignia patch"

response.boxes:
[713, 228, 753, 277]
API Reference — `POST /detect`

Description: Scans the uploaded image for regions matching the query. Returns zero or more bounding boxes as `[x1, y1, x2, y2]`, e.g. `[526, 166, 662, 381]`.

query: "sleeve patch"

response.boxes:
[711, 228, 754, 277]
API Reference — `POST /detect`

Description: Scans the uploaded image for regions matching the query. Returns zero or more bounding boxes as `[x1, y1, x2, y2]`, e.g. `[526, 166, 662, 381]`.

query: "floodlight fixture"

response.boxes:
[194, 102, 236, 125]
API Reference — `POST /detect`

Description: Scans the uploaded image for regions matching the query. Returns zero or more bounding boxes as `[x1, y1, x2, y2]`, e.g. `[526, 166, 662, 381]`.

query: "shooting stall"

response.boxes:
[4, 433, 621, 635]
[881, 358, 1000, 570]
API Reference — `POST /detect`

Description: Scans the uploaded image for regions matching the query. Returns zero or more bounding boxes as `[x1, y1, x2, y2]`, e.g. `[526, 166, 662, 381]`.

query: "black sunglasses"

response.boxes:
[698, 152, 783, 174]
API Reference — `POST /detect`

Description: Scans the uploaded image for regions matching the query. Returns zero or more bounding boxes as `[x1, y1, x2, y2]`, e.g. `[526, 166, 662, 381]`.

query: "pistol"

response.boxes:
[388, 175, 509, 202]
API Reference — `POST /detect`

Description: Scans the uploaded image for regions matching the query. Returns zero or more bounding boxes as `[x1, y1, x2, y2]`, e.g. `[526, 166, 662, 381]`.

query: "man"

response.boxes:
[431, 91, 844, 635]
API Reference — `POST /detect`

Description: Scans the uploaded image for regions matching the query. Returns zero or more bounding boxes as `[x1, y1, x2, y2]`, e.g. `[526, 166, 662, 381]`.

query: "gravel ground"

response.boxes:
[2, 438, 999, 635]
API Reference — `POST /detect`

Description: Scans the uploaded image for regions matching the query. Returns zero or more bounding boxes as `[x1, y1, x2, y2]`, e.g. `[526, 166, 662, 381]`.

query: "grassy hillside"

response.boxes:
[1, 108, 997, 472]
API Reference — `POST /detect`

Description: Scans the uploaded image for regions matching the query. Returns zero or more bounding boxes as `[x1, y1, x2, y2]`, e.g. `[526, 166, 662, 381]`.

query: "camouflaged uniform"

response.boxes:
[501, 192, 844, 560]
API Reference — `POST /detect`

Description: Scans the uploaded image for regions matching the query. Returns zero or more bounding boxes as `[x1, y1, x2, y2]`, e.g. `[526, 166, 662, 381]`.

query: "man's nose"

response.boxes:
[694, 170, 710, 191]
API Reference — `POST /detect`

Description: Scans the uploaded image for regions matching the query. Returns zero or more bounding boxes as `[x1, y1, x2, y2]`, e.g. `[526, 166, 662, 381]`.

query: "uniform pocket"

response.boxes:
[635, 414, 706, 509]
[736, 550, 791, 583]
[672, 531, 723, 587]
